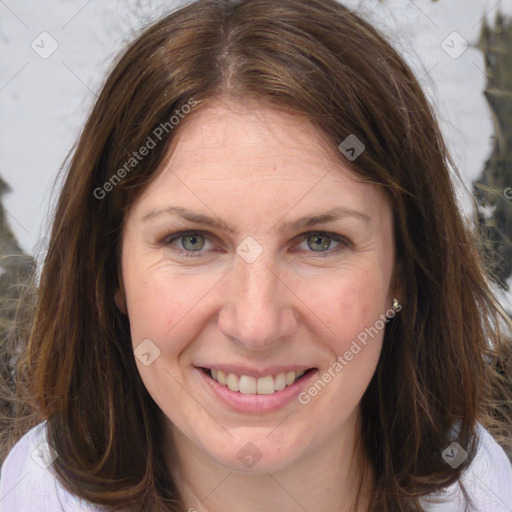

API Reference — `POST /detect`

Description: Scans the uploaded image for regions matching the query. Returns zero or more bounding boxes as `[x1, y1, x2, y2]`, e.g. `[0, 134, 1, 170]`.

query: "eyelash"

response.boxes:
[160, 230, 353, 258]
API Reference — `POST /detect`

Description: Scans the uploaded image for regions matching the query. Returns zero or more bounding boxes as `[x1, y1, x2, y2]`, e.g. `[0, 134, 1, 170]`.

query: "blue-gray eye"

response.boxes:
[181, 233, 205, 251]
[306, 234, 333, 252]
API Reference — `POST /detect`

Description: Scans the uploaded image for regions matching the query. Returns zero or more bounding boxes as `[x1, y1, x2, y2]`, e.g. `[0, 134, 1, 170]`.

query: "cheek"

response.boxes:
[124, 267, 185, 345]
[122, 266, 215, 412]
[297, 270, 388, 415]
[123, 261, 226, 357]
[303, 267, 388, 354]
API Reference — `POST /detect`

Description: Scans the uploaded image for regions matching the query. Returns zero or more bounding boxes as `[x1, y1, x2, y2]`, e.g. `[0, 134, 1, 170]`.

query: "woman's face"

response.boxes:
[117, 100, 396, 473]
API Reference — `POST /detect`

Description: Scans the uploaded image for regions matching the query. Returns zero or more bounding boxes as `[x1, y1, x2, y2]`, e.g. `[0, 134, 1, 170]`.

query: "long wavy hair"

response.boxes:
[2, 0, 511, 510]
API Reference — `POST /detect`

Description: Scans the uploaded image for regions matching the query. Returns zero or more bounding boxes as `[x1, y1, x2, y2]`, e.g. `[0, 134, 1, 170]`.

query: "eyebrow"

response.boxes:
[142, 205, 371, 232]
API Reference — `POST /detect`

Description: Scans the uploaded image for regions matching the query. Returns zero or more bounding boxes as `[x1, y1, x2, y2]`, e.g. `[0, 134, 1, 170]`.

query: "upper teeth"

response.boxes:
[210, 369, 306, 394]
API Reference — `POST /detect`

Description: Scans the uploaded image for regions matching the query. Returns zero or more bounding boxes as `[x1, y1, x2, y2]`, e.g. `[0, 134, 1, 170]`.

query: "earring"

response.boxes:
[392, 298, 400, 310]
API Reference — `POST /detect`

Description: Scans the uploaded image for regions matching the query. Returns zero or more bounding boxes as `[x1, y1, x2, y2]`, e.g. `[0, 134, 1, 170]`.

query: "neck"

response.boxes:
[166, 411, 373, 512]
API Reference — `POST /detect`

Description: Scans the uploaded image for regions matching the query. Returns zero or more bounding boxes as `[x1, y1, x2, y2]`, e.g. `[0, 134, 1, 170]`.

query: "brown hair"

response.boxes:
[3, 0, 512, 510]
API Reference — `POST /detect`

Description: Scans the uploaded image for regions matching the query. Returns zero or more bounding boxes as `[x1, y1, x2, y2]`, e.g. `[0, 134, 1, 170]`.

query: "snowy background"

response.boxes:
[1, 0, 512, 257]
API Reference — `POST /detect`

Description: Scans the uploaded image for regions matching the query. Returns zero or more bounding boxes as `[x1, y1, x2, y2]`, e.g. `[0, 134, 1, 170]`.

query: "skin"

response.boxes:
[116, 99, 397, 512]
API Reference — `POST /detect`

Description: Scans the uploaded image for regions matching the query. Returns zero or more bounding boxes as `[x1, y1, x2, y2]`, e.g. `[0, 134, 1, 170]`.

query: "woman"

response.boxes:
[1, 0, 511, 510]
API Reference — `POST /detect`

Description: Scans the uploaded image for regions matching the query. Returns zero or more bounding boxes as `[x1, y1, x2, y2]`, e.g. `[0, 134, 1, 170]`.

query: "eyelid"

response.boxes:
[160, 230, 353, 256]
[293, 232, 352, 252]
[161, 230, 216, 256]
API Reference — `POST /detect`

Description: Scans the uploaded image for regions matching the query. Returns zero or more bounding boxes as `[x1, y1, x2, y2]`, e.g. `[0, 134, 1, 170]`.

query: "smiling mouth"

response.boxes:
[200, 367, 316, 395]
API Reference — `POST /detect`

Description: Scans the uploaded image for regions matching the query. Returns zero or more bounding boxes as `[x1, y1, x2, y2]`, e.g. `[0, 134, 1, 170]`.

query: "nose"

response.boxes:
[217, 252, 299, 351]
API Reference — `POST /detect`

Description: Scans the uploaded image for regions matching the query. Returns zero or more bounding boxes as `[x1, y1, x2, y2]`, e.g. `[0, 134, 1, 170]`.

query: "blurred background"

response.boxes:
[0, 0, 511, 316]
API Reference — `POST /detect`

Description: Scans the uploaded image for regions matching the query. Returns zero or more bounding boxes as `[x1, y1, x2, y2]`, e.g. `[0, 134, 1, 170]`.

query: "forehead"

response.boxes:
[128, 100, 390, 225]
[165, 100, 352, 180]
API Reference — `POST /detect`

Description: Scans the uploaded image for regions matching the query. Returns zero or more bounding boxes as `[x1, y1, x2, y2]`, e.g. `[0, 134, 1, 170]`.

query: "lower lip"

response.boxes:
[195, 367, 318, 414]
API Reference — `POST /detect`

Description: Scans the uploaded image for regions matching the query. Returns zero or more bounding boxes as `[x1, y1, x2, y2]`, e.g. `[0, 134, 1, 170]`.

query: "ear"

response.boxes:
[114, 287, 127, 315]
[114, 242, 128, 315]
[389, 260, 404, 309]
[114, 262, 128, 315]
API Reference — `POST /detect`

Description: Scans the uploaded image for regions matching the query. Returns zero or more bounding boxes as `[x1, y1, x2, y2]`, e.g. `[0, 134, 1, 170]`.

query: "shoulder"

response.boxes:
[0, 422, 105, 512]
[421, 423, 512, 511]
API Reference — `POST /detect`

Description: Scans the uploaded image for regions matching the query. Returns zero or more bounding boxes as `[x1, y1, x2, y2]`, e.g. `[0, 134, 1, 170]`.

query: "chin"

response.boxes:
[203, 429, 307, 474]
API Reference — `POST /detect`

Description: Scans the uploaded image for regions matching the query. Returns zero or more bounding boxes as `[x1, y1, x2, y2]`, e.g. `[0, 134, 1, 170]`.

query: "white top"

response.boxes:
[1, 422, 511, 511]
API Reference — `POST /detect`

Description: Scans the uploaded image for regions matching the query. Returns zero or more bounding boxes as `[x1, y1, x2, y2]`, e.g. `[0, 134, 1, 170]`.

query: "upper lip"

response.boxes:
[196, 364, 316, 379]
